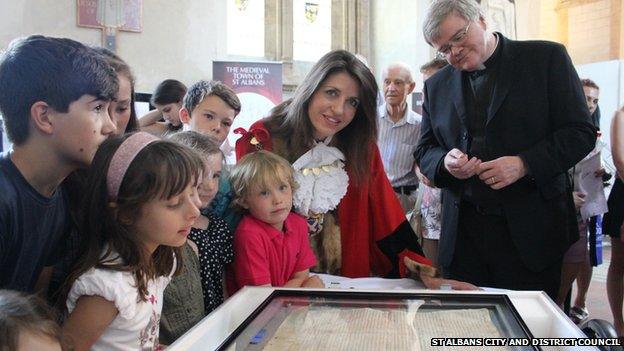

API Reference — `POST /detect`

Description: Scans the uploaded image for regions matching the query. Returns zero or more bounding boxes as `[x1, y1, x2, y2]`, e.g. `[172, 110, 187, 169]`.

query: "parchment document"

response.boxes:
[263, 306, 508, 351]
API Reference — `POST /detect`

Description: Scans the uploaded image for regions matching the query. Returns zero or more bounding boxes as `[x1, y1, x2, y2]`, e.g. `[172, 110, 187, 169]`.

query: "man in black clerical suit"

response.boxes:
[414, 0, 596, 299]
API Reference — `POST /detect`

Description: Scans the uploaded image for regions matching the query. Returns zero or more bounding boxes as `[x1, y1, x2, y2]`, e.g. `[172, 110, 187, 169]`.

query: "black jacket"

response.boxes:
[415, 34, 597, 271]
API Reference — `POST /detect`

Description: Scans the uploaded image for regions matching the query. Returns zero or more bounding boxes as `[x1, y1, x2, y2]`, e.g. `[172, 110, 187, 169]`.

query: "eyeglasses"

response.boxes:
[435, 22, 471, 60]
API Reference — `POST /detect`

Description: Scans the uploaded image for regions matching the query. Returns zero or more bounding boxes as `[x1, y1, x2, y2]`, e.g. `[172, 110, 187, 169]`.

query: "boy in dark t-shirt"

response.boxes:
[0, 155, 70, 291]
[0, 35, 118, 293]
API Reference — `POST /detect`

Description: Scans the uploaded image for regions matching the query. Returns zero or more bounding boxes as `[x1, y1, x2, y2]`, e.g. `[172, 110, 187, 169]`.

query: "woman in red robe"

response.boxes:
[235, 50, 475, 290]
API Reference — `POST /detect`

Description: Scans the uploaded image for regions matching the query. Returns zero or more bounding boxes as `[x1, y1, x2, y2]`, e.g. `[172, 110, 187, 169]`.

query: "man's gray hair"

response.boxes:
[423, 0, 483, 45]
[383, 62, 414, 83]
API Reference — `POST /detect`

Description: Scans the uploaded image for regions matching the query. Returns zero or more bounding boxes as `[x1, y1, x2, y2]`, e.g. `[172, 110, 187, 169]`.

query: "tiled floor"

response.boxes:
[570, 241, 612, 324]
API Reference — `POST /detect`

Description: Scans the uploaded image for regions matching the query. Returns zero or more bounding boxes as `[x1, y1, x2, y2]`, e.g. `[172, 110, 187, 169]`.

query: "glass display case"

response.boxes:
[171, 278, 599, 351]
[171, 283, 598, 351]
[216, 290, 536, 351]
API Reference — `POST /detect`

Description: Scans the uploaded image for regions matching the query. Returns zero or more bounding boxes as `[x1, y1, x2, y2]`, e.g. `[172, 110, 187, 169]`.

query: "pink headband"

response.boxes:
[106, 132, 160, 200]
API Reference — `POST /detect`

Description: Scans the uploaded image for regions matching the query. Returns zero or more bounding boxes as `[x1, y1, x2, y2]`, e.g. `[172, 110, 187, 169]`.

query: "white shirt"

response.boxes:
[67, 254, 173, 351]
[377, 104, 422, 187]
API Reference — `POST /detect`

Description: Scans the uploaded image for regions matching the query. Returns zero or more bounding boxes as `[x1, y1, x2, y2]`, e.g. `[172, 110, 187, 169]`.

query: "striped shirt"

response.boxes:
[377, 104, 421, 187]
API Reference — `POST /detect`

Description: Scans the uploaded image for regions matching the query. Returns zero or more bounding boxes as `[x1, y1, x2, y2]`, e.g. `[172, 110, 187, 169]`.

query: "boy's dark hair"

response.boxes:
[0, 35, 118, 145]
[182, 80, 241, 116]
[581, 78, 599, 90]
[0, 290, 63, 351]
[150, 79, 187, 106]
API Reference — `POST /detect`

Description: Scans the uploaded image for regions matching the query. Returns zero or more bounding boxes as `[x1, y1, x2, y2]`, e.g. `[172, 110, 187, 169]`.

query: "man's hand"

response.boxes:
[420, 274, 480, 290]
[444, 148, 481, 180]
[573, 191, 586, 210]
[478, 156, 527, 190]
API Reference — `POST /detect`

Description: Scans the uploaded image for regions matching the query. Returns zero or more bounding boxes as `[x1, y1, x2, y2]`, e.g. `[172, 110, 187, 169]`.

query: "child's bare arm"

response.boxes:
[140, 122, 168, 135]
[63, 296, 118, 351]
[138, 109, 163, 127]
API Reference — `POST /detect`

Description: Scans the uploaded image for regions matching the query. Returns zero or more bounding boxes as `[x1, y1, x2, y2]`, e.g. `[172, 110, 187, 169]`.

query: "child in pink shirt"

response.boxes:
[229, 150, 323, 293]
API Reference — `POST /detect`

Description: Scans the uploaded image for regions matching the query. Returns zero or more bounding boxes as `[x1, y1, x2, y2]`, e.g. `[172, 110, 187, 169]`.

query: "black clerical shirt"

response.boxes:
[461, 34, 504, 205]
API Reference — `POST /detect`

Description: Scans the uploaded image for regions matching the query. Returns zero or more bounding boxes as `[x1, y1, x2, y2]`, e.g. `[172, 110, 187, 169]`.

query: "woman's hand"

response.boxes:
[419, 273, 480, 291]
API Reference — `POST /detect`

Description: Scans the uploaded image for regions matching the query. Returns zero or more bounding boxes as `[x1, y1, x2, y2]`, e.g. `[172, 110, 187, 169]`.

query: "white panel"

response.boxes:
[227, 0, 265, 57]
[293, 0, 331, 62]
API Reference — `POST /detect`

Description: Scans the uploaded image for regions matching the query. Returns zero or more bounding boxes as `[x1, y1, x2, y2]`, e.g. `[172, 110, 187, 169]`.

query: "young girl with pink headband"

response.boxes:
[61, 132, 203, 350]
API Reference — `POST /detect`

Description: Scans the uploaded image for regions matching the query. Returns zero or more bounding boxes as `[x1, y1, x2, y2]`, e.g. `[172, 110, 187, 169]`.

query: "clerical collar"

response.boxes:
[482, 33, 501, 69]
[467, 33, 501, 75]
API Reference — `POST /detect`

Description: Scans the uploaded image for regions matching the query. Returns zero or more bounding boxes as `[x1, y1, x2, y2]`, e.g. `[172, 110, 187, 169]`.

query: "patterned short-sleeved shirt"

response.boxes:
[188, 213, 233, 314]
[420, 184, 442, 240]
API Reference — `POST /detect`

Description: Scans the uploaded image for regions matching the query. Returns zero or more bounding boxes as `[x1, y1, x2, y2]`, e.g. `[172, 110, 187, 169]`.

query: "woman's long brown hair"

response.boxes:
[265, 50, 378, 184]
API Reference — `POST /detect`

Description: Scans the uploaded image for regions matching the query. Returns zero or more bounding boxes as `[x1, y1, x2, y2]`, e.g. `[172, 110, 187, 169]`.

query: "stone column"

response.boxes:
[331, 0, 370, 58]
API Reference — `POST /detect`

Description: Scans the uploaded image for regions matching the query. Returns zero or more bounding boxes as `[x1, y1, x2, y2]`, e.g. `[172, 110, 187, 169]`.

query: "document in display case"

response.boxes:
[214, 290, 536, 351]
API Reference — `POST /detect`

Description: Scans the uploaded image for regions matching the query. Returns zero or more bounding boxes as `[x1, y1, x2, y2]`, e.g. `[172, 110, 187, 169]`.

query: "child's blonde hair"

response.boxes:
[230, 150, 296, 211]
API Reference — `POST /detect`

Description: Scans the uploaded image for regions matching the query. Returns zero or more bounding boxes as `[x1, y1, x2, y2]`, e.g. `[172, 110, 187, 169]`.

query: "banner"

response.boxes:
[213, 61, 282, 163]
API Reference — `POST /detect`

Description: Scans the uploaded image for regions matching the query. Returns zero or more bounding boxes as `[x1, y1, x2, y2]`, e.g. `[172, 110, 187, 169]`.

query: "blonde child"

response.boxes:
[62, 132, 202, 350]
[229, 150, 323, 293]
[160, 131, 232, 344]
[0, 289, 63, 351]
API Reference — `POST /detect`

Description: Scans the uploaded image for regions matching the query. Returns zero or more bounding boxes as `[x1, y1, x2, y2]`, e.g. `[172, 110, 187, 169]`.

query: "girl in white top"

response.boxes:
[62, 132, 203, 351]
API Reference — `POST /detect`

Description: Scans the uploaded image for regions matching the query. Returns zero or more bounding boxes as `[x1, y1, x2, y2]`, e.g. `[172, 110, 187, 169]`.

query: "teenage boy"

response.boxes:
[179, 80, 241, 146]
[179, 80, 241, 230]
[0, 35, 118, 293]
